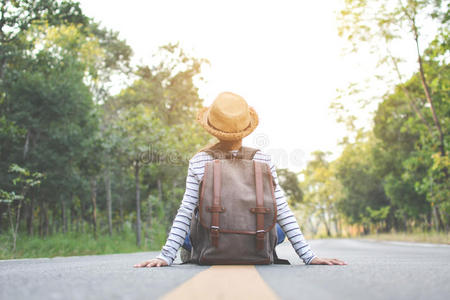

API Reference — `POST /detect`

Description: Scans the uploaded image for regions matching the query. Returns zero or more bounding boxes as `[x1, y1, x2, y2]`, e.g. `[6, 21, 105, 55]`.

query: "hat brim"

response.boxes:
[196, 106, 259, 141]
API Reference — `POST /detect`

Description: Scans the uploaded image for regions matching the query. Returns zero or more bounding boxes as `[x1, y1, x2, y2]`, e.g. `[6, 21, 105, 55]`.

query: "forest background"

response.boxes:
[0, 0, 448, 259]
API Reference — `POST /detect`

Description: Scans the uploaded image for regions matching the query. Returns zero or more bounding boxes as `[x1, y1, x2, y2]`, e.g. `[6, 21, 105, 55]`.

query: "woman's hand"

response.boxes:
[309, 257, 347, 265]
[134, 258, 169, 268]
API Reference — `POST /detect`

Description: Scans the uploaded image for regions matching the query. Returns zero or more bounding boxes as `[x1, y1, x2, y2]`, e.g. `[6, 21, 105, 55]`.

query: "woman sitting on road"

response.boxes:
[135, 92, 347, 267]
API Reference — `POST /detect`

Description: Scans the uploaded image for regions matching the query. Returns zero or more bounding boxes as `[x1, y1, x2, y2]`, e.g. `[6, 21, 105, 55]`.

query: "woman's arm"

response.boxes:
[258, 151, 346, 266]
[264, 153, 316, 264]
[135, 157, 202, 267]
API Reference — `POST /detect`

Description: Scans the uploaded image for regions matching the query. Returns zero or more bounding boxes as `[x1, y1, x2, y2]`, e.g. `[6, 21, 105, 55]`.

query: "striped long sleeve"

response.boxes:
[157, 150, 316, 265]
[156, 157, 201, 265]
[254, 151, 317, 264]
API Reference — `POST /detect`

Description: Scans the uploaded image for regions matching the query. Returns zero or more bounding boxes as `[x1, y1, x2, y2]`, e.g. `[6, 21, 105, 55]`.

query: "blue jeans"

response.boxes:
[182, 223, 286, 251]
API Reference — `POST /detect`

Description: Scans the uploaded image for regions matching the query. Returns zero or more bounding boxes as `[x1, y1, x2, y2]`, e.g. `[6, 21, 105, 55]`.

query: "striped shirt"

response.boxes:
[157, 149, 317, 265]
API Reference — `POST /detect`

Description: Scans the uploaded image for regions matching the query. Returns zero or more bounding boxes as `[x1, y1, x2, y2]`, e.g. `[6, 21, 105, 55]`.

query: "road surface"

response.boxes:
[1, 239, 449, 300]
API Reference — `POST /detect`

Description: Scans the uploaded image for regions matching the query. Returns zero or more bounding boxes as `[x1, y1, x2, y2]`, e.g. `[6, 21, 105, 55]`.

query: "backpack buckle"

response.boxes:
[211, 226, 220, 237]
[256, 230, 265, 250]
[256, 230, 265, 240]
[210, 226, 220, 247]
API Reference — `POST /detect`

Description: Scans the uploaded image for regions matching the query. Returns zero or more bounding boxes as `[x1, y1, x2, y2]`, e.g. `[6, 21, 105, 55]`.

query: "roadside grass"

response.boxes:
[0, 225, 168, 260]
[312, 230, 449, 245]
[358, 230, 450, 245]
[2, 227, 448, 260]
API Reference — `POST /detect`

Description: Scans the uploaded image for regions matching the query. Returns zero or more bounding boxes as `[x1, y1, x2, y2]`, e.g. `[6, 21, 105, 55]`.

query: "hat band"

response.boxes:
[207, 118, 252, 134]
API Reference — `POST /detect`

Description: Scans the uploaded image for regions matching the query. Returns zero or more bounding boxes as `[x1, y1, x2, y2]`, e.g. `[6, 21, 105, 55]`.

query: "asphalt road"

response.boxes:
[1, 239, 449, 300]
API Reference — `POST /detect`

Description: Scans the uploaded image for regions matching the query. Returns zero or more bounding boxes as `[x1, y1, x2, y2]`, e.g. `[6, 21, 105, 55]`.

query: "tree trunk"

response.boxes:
[14, 192, 24, 241]
[0, 205, 4, 234]
[27, 191, 35, 236]
[61, 199, 67, 234]
[416, 53, 445, 158]
[90, 177, 98, 239]
[387, 50, 434, 135]
[7, 196, 23, 256]
[118, 174, 125, 233]
[323, 219, 331, 237]
[319, 210, 331, 237]
[70, 202, 75, 232]
[362, 225, 370, 235]
[81, 200, 87, 234]
[333, 215, 341, 237]
[44, 202, 49, 237]
[23, 130, 30, 159]
[51, 207, 58, 235]
[147, 195, 153, 229]
[146, 190, 153, 247]
[38, 202, 43, 237]
[0, 57, 6, 80]
[119, 191, 124, 233]
[135, 161, 141, 247]
[411, 18, 446, 162]
[105, 167, 113, 236]
[432, 205, 445, 232]
[307, 217, 318, 236]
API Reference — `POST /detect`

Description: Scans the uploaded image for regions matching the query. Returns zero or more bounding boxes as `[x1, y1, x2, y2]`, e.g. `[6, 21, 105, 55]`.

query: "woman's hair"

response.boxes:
[196, 140, 242, 154]
[196, 141, 221, 154]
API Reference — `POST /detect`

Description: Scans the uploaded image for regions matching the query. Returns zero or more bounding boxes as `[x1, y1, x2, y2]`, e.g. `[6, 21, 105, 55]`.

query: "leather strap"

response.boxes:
[206, 206, 225, 213]
[250, 207, 271, 214]
[210, 159, 222, 247]
[254, 161, 265, 250]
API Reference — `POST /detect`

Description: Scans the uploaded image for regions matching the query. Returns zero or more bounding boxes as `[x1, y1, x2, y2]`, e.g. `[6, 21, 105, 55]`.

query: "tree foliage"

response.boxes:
[0, 1, 209, 252]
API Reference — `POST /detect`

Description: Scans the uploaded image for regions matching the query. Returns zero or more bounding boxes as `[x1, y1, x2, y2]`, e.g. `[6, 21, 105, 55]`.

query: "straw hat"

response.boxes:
[196, 92, 259, 141]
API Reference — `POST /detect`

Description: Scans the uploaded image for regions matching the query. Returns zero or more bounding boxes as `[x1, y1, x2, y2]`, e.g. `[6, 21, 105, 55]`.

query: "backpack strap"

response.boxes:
[253, 161, 266, 250]
[203, 146, 260, 160]
[210, 160, 222, 247]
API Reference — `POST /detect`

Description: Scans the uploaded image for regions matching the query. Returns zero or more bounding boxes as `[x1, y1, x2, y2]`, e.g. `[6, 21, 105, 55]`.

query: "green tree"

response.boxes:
[105, 43, 210, 246]
[0, 0, 88, 79]
[334, 133, 391, 233]
[301, 151, 344, 236]
[337, 0, 448, 173]
[336, 0, 449, 232]
[0, 7, 132, 238]
[0, 164, 43, 256]
[277, 168, 303, 206]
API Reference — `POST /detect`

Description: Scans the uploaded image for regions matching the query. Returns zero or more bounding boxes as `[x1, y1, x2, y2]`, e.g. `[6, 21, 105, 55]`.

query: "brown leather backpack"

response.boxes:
[188, 146, 286, 265]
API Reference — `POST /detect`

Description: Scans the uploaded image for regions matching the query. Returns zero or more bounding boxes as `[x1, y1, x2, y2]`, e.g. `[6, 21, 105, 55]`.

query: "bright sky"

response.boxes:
[78, 0, 419, 172]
